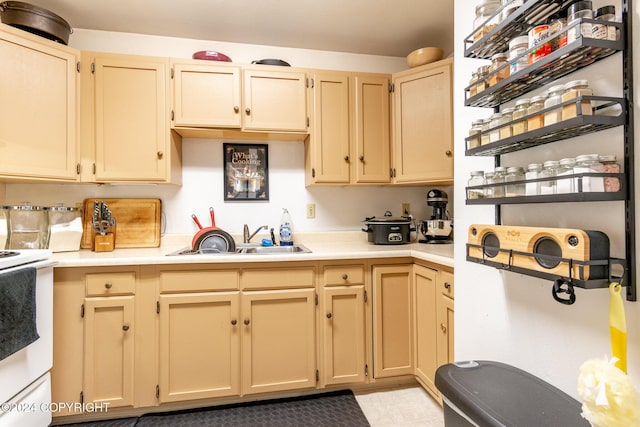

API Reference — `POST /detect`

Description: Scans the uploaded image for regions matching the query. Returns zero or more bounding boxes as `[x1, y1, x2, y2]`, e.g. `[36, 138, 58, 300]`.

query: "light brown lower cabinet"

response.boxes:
[372, 264, 414, 378]
[52, 260, 452, 420]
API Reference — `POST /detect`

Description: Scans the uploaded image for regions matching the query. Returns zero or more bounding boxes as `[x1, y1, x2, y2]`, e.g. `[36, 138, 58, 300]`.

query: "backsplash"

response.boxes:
[3, 139, 452, 236]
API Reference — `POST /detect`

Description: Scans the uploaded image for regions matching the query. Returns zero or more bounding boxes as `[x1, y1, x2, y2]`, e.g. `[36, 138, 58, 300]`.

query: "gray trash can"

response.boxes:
[435, 360, 589, 427]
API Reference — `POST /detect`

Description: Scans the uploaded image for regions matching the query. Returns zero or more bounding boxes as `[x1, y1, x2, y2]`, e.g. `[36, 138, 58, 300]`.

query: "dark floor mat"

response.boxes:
[54, 418, 138, 427]
[55, 390, 370, 427]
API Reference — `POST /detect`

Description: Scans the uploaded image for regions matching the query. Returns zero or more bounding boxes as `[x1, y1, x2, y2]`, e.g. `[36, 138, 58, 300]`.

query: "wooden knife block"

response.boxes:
[93, 227, 116, 252]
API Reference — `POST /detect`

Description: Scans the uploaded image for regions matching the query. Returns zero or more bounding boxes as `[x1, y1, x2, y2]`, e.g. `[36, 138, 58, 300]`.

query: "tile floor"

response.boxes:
[355, 386, 445, 427]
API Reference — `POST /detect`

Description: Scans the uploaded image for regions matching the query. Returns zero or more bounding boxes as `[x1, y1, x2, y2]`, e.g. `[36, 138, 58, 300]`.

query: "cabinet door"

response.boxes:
[437, 294, 454, 368]
[322, 286, 366, 385]
[158, 292, 240, 402]
[413, 265, 438, 396]
[92, 54, 170, 181]
[243, 69, 307, 132]
[393, 60, 453, 183]
[241, 289, 316, 394]
[372, 265, 413, 378]
[172, 62, 241, 128]
[308, 72, 351, 184]
[83, 296, 134, 408]
[0, 27, 79, 181]
[354, 74, 391, 183]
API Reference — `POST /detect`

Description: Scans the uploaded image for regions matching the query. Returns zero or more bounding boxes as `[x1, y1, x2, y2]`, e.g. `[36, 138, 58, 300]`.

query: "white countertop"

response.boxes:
[52, 232, 454, 268]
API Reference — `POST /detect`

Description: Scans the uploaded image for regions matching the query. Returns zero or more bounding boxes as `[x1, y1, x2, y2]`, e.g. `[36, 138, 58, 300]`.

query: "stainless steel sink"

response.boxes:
[237, 244, 311, 254]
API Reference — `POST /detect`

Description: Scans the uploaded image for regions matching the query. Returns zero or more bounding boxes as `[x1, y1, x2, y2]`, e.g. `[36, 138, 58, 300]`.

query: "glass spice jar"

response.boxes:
[593, 5, 617, 41]
[484, 171, 496, 198]
[540, 160, 560, 194]
[505, 166, 526, 197]
[493, 166, 507, 197]
[512, 98, 530, 135]
[549, 14, 568, 51]
[468, 171, 486, 199]
[574, 154, 604, 192]
[501, 0, 524, 20]
[599, 154, 621, 192]
[473, 0, 502, 42]
[474, 65, 491, 95]
[544, 85, 565, 126]
[525, 163, 543, 196]
[556, 157, 577, 194]
[480, 118, 491, 145]
[499, 107, 514, 139]
[469, 71, 479, 97]
[567, 1, 594, 44]
[561, 80, 593, 120]
[469, 119, 484, 149]
[508, 36, 529, 75]
[489, 52, 509, 86]
[489, 112, 502, 143]
[527, 95, 546, 131]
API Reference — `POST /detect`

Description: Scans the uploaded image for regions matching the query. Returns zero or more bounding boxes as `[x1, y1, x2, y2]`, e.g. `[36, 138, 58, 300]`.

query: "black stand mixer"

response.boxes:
[419, 189, 453, 243]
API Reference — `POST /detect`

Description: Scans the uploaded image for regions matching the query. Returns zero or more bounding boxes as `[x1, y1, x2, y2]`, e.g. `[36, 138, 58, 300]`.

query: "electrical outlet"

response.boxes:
[401, 203, 410, 216]
[306, 203, 316, 219]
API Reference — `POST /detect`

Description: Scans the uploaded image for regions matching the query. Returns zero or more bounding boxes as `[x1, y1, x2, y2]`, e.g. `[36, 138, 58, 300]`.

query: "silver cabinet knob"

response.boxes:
[122, 324, 130, 331]
[231, 319, 237, 326]
[245, 108, 251, 115]
[157, 151, 164, 159]
[105, 282, 113, 289]
[244, 319, 250, 325]
[342, 274, 348, 280]
[445, 150, 452, 156]
[234, 106, 240, 113]
[326, 313, 332, 319]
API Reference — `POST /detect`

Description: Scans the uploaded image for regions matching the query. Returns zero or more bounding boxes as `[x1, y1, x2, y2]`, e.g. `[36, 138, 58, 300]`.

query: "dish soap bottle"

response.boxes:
[279, 208, 293, 246]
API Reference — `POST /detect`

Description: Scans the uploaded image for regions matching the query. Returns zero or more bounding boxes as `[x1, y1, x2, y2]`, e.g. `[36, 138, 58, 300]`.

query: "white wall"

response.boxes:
[5, 30, 448, 236]
[453, 0, 639, 398]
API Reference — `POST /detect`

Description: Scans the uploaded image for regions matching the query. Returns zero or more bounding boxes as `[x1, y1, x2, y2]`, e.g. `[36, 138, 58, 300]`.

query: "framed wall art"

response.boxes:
[223, 143, 269, 201]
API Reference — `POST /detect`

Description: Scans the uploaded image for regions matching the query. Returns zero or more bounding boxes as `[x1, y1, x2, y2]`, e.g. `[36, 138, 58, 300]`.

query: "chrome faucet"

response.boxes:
[243, 224, 268, 243]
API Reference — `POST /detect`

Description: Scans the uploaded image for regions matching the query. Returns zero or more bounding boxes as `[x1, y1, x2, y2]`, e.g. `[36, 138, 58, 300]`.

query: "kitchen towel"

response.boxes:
[0, 267, 39, 361]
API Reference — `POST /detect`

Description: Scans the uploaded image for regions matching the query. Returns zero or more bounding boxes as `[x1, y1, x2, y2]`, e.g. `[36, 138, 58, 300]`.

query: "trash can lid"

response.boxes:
[435, 361, 589, 427]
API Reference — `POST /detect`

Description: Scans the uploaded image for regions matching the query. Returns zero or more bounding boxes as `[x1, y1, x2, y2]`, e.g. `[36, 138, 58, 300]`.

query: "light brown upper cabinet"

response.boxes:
[171, 61, 308, 136]
[0, 24, 80, 182]
[81, 52, 182, 184]
[392, 58, 453, 184]
[306, 71, 390, 185]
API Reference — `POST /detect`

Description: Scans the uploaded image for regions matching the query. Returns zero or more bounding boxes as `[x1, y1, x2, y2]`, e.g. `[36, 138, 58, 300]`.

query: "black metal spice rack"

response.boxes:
[463, 0, 636, 302]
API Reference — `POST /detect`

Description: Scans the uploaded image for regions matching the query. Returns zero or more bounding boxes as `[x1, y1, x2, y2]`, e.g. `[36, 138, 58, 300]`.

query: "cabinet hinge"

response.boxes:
[312, 168, 316, 178]
[306, 77, 309, 88]
[388, 83, 394, 93]
[92, 163, 96, 174]
[91, 62, 95, 74]
[80, 391, 84, 405]
[315, 369, 319, 381]
[389, 168, 394, 178]
[311, 78, 315, 89]
[170, 68, 174, 79]
[314, 293, 318, 306]
[156, 301, 160, 314]
[364, 290, 368, 303]
[156, 385, 160, 399]
[76, 163, 81, 175]
[76, 61, 81, 73]
[80, 303, 85, 318]
[306, 117, 310, 127]
[171, 110, 175, 121]
[365, 364, 369, 377]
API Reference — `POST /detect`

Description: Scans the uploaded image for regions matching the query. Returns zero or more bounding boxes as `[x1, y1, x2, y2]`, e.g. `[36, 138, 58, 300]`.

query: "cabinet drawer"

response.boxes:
[439, 271, 454, 299]
[242, 267, 315, 290]
[323, 265, 365, 286]
[86, 272, 136, 296]
[159, 270, 239, 293]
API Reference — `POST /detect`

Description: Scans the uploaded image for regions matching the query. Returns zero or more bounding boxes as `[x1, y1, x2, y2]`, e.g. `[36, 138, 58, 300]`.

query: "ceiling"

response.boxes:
[25, 0, 454, 57]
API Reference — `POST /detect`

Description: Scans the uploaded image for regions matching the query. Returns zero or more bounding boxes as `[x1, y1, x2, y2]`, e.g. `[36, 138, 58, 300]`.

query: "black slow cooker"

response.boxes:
[362, 211, 415, 245]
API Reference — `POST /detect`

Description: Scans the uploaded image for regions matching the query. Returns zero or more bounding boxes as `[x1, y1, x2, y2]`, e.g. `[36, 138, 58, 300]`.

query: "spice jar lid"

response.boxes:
[594, 5, 615, 18]
[477, 65, 491, 73]
[494, 166, 507, 172]
[563, 79, 589, 90]
[599, 154, 617, 162]
[501, 107, 515, 114]
[547, 84, 566, 94]
[527, 163, 543, 170]
[576, 153, 601, 163]
[515, 98, 530, 106]
[491, 52, 508, 61]
[543, 160, 560, 168]
[490, 112, 502, 119]
[530, 95, 546, 103]
[471, 119, 485, 125]
[509, 36, 529, 48]
[559, 157, 577, 166]
[569, 1, 593, 15]
[506, 166, 524, 173]
[470, 170, 485, 176]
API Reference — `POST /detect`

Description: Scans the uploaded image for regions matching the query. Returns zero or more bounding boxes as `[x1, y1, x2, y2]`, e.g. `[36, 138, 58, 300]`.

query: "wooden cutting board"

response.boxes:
[81, 198, 161, 249]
